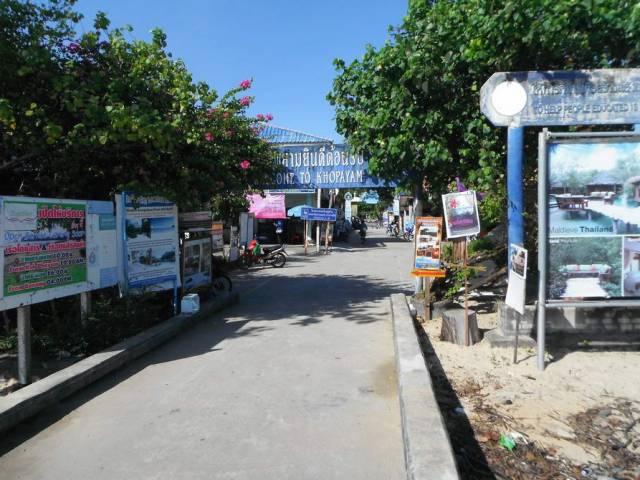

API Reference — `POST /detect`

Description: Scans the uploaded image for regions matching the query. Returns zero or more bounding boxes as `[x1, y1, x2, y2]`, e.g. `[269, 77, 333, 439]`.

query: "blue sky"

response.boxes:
[74, 1, 408, 142]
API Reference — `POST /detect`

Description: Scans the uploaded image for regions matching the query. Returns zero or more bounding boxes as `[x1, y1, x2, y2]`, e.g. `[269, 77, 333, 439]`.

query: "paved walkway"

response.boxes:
[0, 230, 414, 479]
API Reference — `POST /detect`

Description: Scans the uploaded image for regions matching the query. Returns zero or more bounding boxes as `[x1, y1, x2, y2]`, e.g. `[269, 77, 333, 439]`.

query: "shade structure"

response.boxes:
[287, 204, 314, 217]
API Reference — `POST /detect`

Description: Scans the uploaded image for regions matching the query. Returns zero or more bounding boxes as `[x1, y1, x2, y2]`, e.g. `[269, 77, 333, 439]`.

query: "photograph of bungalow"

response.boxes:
[548, 142, 640, 236]
[548, 237, 622, 299]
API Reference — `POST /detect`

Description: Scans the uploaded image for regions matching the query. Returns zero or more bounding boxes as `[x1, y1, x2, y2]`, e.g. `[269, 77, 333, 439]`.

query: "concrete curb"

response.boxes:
[390, 293, 460, 480]
[0, 292, 239, 436]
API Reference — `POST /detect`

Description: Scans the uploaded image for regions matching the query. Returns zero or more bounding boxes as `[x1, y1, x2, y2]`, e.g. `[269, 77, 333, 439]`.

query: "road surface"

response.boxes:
[0, 229, 413, 480]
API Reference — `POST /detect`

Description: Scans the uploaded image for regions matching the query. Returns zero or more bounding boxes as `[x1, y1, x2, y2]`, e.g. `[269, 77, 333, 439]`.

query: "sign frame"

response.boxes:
[442, 191, 481, 239]
[411, 217, 446, 278]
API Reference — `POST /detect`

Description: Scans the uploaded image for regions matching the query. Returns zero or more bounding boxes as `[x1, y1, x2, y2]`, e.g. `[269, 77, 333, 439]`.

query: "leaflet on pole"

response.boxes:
[0, 196, 117, 311]
[411, 217, 446, 278]
[442, 191, 481, 239]
[506, 244, 527, 314]
[481, 69, 640, 127]
[116, 194, 180, 293]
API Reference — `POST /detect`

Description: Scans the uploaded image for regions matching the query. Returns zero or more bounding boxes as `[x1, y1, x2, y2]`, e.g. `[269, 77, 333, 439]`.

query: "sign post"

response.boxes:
[411, 217, 446, 321]
[17, 305, 31, 385]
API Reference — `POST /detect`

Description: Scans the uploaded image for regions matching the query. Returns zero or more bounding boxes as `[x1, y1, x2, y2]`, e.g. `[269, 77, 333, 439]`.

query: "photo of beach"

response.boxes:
[548, 142, 640, 237]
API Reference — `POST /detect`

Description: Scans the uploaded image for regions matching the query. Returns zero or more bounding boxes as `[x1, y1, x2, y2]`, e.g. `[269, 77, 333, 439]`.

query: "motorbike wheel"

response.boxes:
[211, 274, 232, 295]
[270, 252, 286, 268]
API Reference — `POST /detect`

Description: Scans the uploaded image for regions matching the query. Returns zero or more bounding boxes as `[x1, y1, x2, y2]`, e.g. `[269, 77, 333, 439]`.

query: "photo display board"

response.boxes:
[182, 237, 212, 292]
[411, 217, 446, 278]
[116, 194, 180, 293]
[545, 136, 640, 299]
[0, 196, 118, 310]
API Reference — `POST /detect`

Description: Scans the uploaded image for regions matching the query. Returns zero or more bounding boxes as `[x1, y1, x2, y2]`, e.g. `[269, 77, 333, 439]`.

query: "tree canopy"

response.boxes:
[328, 0, 640, 223]
[0, 0, 276, 215]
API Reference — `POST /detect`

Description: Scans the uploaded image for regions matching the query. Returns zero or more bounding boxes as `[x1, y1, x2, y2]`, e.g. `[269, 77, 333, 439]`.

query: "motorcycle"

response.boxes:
[387, 223, 400, 237]
[403, 225, 415, 241]
[242, 243, 287, 268]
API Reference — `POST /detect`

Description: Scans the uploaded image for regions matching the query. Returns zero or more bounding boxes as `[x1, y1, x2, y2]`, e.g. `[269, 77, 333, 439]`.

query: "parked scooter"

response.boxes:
[403, 225, 415, 241]
[242, 241, 287, 268]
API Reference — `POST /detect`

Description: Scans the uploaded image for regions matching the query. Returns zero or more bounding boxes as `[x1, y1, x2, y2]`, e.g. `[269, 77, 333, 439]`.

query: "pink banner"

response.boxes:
[247, 193, 286, 219]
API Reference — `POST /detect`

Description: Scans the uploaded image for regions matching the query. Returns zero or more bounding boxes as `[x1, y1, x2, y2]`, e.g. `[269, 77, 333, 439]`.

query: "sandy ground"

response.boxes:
[422, 311, 640, 471]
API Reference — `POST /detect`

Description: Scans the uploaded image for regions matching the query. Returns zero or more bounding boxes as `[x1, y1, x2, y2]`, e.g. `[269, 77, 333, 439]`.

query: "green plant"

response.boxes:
[467, 237, 494, 256]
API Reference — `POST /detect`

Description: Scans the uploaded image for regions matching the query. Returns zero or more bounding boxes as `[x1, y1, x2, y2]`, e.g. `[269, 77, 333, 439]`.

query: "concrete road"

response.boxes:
[0, 229, 414, 480]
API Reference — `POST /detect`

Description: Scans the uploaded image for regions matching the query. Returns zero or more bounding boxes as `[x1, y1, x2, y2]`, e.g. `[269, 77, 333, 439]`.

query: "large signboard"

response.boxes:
[545, 137, 640, 299]
[481, 69, 640, 127]
[247, 193, 286, 219]
[270, 144, 393, 189]
[0, 196, 118, 310]
[442, 191, 481, 239]
[411, 217, 446, 278]
[116, 194, 180, 292]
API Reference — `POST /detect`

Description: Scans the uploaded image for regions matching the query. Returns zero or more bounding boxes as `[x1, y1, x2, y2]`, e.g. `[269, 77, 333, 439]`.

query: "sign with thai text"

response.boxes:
[247, 193, 286, 219]
[481, 69, 640, 127]
[116, 194, 180, 292]
[0, 196, 118, 310]
[270, 144, 393, 189]
[301, 208, 337, 222]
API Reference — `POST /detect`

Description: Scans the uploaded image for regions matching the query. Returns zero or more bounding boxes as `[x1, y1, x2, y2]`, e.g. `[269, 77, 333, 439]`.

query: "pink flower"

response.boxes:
[240, 79, 252, 89]
[223, 111, 230, 118]
[225, 129, 235, 137]
[265, 113, 273, 121]
[204, 132, 214, 141]
[239, 160, 250, 170]
[239, 96, 251, 107]
[68, 42, 80, 53]
[256, 113, 265, 121]
[207, 108, 217, 116]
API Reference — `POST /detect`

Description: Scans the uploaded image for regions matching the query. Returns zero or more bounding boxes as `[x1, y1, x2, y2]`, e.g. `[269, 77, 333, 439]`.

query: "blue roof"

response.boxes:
[259, 125, 333, 145]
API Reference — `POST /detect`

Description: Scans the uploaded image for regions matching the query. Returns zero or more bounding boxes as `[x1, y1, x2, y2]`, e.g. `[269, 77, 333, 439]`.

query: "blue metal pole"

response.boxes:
[507, 127, 525, 264]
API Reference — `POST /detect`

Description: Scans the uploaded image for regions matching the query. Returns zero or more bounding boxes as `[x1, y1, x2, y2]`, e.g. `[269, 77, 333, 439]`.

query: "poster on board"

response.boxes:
[442, 191, 481, 239]
[545, 140, 640, 299]
[411, 217, 446, 278]
[247, 193, 286, 219]
[0, 196, 118, 311]
[116, 194, 180, 293]
[182, 237, 212, 291]
[506, 244, 527, 315]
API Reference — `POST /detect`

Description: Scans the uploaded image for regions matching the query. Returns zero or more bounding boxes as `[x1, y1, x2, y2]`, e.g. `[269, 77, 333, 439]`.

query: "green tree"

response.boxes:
[0, 1, 276, 215]
[328, 0, 640, 227]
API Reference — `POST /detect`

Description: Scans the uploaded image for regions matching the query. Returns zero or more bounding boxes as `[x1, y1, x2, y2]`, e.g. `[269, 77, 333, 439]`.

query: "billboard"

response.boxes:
[116, 194, 180, 293]
[0, 196, 118, 311]
[546, 139, 640, 299]
[442, 191, 481, 239]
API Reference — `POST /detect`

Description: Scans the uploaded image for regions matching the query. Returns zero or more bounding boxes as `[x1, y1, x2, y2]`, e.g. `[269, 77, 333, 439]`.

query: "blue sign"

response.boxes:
[301, 208, 337, 222]
[268, 144, 394, 189]
[362, 190, 380, 204]
[481, 69, 640, 127]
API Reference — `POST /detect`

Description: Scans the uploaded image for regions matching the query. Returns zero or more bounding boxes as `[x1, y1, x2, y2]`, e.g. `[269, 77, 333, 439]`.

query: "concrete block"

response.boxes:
[390, 294, 459, 480]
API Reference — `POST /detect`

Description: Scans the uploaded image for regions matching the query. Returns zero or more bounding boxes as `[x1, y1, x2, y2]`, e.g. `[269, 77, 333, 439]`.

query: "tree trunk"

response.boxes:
[440, 309, 481, 346]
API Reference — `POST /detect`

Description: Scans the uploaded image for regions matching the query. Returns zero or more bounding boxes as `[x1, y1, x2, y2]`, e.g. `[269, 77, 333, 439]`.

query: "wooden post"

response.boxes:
[80, 291, 92, 325]
[463, 237, 470, 346]
[304, 219, 308, 255]
[17, 306, 31, 386]
[423, 277, 432, 321]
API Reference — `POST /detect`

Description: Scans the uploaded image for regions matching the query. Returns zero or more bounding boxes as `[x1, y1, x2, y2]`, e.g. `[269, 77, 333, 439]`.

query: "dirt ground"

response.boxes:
[418, 312, 640, 480]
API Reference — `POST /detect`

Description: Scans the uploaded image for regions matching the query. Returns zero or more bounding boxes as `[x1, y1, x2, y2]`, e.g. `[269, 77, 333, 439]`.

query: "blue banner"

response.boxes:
[269, 144, 394, 189]
[301, 208, 337, 222]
